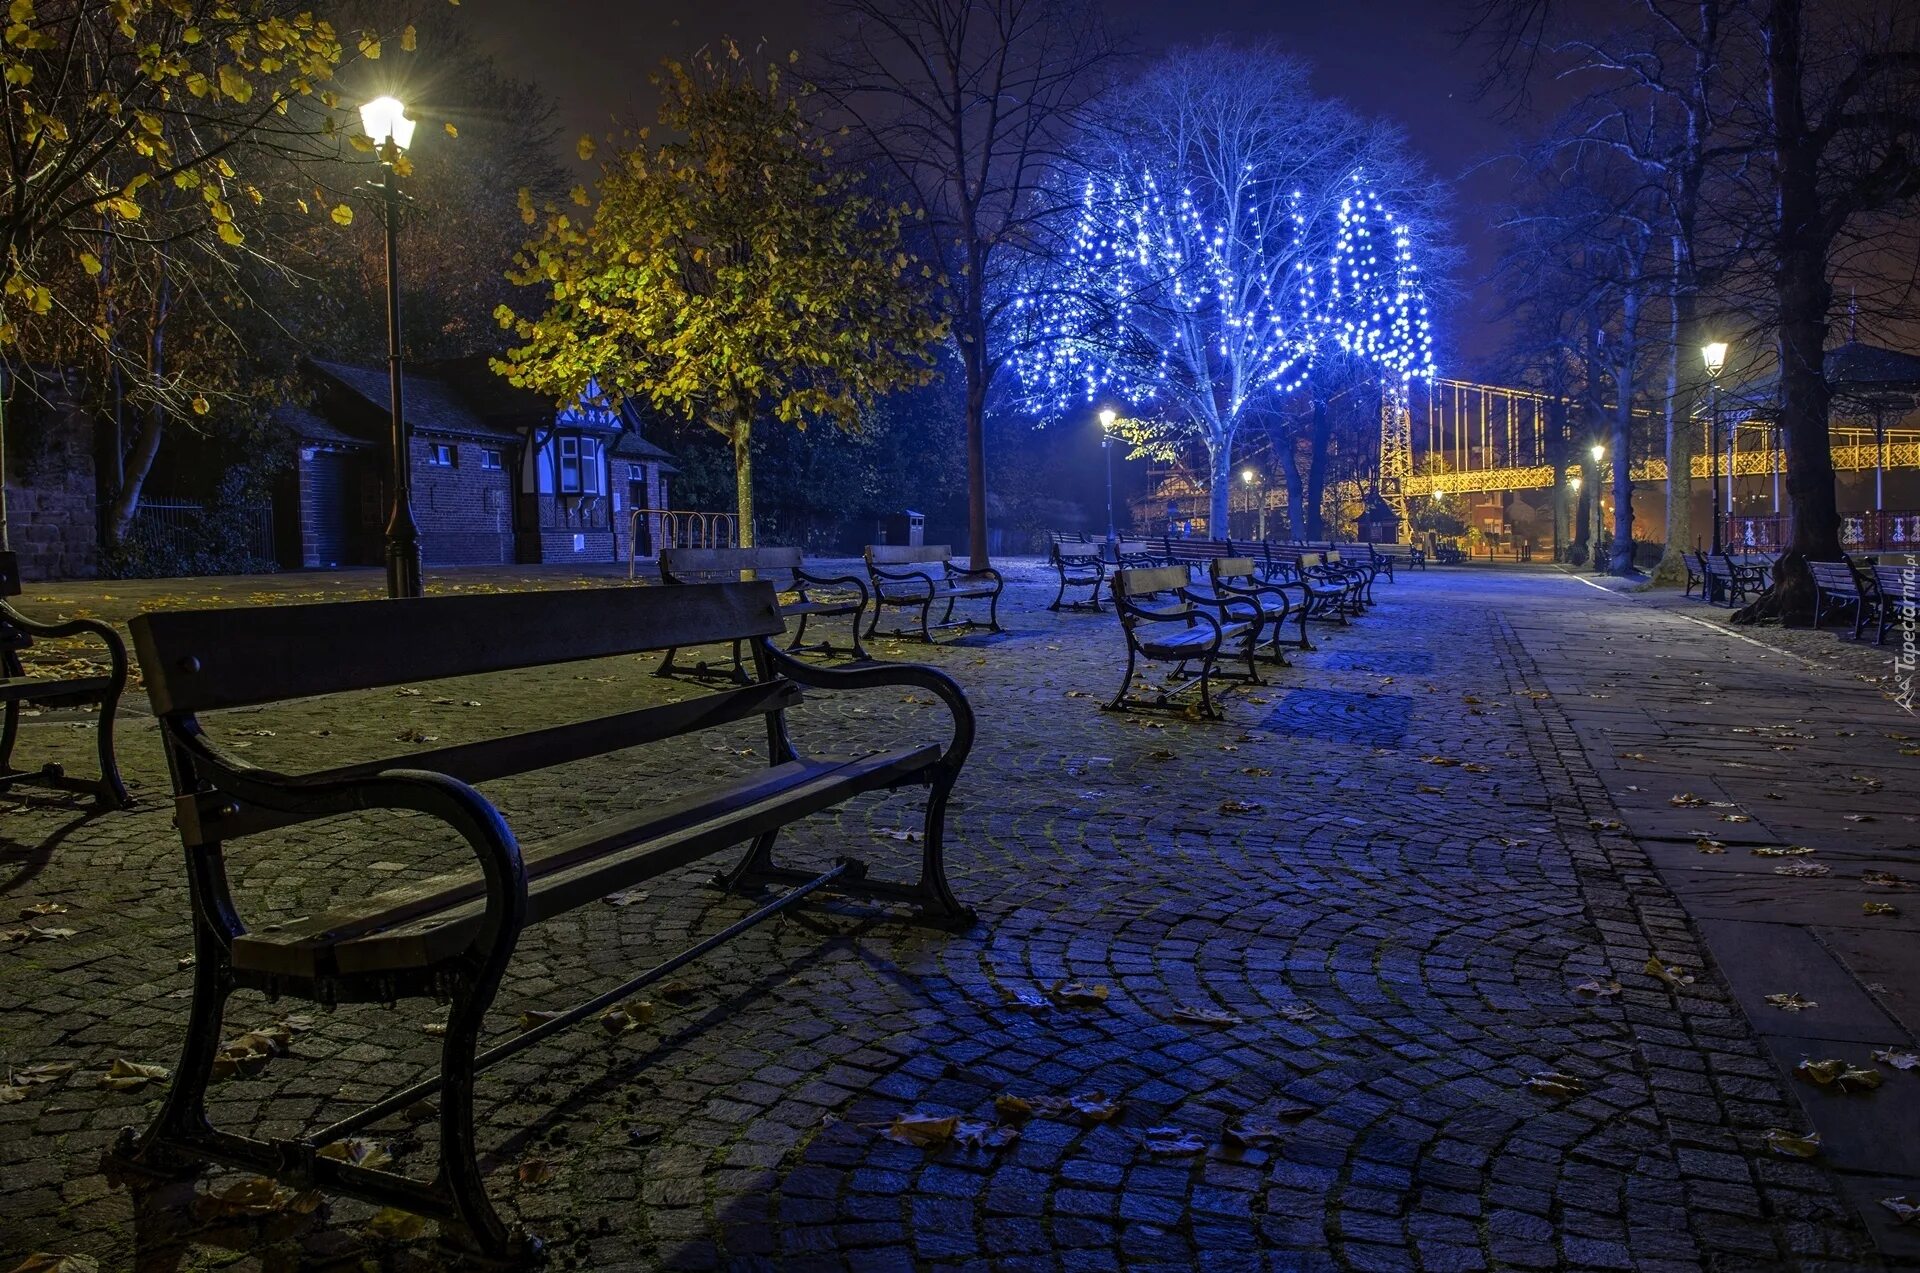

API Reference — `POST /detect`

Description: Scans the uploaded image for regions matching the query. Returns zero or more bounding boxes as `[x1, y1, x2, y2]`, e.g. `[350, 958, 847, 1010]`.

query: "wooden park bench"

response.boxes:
[1107, 565, 1260, 719]
[1810, 558, 1875, 639]
[1368, 541, 1423, 575]
[1202, 556, 1308, 662]
[1271, 547, 1357, 622]
[110, 582, 977, 1261]
[1702, 551, 1767, 606]
[1869, 563, 1912, 645]
[1047, 535, 1107, 611]
[0, 551, 130, 807]
[1426, 532, 1466, 565]
[1152, 535, 1235, 578]
[1684, 551, 1707, 599]
[864, 545, 1004, 641]
[657, 545, 869, 679]
[1313, 545, 1378, 606]
[1114, 538, 1166, 569]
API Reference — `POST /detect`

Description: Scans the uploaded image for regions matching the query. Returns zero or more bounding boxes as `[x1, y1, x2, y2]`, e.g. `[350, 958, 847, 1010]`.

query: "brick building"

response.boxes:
[278, 358, 675, 570]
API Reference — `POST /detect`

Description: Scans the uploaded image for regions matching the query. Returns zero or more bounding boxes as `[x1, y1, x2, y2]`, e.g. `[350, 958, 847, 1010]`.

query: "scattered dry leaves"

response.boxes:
[1764, 992, 1817, 1012]
[1763, 1128, 1821, 1158]
[1795, 1059, 1883, 1092]
[98, 1060, 168, 1091]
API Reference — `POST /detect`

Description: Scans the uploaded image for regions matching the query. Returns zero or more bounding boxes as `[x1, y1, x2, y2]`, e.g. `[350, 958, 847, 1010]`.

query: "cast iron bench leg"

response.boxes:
[115, 908, 234, 1176]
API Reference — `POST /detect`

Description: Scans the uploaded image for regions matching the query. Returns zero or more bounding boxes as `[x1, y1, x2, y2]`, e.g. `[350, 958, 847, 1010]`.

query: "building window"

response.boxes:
[557, 434, 601, 494]
[427, 443, 455, 467]
[480, 448, 503, 471]
[628, 463, 645, 482]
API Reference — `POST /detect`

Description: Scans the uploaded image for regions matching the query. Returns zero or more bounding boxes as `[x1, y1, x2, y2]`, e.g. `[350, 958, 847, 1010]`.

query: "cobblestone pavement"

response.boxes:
[0, 560, 1906, 1271]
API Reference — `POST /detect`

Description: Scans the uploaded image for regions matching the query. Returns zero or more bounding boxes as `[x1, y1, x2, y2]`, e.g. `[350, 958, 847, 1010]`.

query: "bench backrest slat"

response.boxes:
[1115, 566, 1190, 600]
[1212, 557, 1256, 579]
[660, 546, 803, 579]
[133, 581, 785, 715]
[868, 544, 953, 566]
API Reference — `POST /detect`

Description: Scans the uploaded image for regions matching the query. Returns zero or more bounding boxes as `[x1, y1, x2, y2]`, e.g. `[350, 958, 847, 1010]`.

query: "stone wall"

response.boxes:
[2, 384, 98, 581]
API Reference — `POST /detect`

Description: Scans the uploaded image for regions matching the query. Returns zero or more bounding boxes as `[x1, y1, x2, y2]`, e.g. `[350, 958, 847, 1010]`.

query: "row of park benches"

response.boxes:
[1806, 557, 1913, 643]
[1683, 549, 1911, 644]
[1092, 538, 1398, 718]
[1046, 532, 1422, 613]
[1685, 549, 1779, 606]
[6, 532, 1385, 1257]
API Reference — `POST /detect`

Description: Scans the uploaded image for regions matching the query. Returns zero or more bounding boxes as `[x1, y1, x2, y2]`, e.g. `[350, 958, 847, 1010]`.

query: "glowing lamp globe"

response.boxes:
[1241, 469, 1255, 486]
[1701, 341, 1728, 379]
[1098, 408, 1117, 431]
[359, 96, 416, 152]
[1590, 443, 1605, 463]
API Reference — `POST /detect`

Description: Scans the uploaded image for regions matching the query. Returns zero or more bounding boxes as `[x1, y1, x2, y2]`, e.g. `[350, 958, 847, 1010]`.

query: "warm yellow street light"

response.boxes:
[1590, 443, 1605, 464]
[1701, 341, 1728, 379]
[1098, 409, 1118, 541]
[359, 95, 417, 152]
[361, 94, 421, 597]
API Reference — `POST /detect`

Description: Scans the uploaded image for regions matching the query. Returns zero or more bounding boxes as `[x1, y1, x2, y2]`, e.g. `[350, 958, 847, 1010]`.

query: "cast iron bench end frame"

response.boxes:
[1048, 539, 1107, 611]
[108, 582, 976, 1262]
[656, 545, 870, 680]
[0, 550, 131, 808]
[1106, 565, 1260, 719]
[864, 545, 1004, 641]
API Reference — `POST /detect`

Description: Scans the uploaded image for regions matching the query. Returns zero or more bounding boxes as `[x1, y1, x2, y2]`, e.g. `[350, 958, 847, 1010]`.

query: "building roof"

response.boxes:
[1723, 340, 1920, 419]
[307, 358, 522, 442]
[273, 402, 369, 449]
[610, 429, 675, 463]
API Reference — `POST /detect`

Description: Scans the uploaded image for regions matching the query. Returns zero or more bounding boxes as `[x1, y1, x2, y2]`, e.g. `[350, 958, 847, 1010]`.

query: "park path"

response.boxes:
[1503, 566, 1920, 1264]
[0, 559, 1909, 1271]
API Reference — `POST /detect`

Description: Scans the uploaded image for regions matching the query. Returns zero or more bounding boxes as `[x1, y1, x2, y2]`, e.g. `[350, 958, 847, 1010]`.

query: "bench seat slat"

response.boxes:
[232, 743, 940, 978]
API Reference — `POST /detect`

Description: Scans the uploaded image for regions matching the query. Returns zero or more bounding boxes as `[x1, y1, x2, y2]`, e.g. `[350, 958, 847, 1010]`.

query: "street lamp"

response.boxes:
[1098, 408, 1118, 542]
[1589, 442, 1606, 571]
[1702, 340, 1728, 554]
[361, 95, 422, 599]
[1240, 467, 1264, 540]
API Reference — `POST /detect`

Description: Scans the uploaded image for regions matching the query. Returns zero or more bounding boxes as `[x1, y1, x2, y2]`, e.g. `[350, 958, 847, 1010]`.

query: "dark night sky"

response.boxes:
[456, 0, 1529, 366]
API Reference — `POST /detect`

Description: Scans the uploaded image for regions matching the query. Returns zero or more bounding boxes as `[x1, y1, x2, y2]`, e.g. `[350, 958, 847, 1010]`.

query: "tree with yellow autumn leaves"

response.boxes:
[494, 45, 948, 545]
[0, 0, 438, 550]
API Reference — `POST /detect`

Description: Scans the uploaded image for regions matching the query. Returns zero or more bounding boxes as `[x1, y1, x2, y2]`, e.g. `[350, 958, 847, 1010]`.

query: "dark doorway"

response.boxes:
[308, 451, 355, 568]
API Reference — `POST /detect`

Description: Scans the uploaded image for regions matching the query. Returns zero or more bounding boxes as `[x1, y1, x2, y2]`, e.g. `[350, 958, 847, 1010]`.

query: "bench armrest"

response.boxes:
[794, 568, 870, 606]
[756, 640, 974, 773]
[171, 726, 529, 965]
[0, 602, 130, 686]
[1182, 589, 1258, 623]
[947, 563, 1004, 589]
[869, 564, 939, 593]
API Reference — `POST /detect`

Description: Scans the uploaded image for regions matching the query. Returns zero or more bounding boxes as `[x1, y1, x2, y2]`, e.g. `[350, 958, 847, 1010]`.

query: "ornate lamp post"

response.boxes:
[1098, 408, 1118, 543]
[1702, 340, 1728, 554]
[1241, 467, 1265, 540]
[361, 95, 422, 599]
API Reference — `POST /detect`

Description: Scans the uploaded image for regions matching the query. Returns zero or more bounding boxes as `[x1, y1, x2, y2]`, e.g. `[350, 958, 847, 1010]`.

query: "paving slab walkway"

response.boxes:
[0, 559, 1910, 1271]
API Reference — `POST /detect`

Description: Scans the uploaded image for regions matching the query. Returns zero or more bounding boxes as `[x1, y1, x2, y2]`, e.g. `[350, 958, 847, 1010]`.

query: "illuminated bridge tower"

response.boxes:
[1378, 384, 1414, 542]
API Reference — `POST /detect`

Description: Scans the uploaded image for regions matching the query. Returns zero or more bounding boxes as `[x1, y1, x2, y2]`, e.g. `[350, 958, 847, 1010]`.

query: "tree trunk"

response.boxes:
[1737, 0, 1840, 624]
[1280, 438, 1306, 541]
[963, 326, 990, 569]
[1653, 249, 1696, 584]
[1305, 390, 1333, 539]
[1207, 439, 1231, 536]
[105, 406, 163, 548]
[1611, 384, 1635, 573]
[732, 415, 756, 548]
